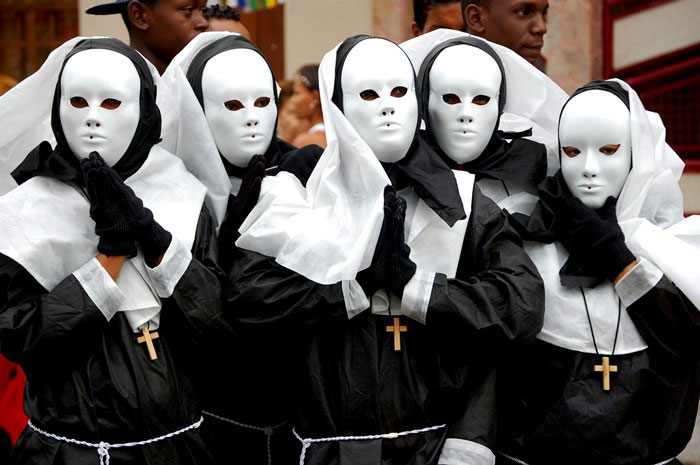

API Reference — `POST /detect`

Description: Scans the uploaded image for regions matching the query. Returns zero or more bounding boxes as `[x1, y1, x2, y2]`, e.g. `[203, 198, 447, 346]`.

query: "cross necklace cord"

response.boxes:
[580, 287, 622, 391]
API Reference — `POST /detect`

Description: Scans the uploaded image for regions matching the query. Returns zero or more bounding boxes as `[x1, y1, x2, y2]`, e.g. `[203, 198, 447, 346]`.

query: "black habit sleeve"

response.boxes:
[0, 255, 108, 369]
[625, 275, 700, 361]
[225, 248, 348, 338]
[426, 186, 545, 344]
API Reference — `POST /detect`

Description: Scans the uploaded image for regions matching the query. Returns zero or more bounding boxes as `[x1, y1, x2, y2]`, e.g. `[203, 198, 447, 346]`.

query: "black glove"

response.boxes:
[388, 193, 416, 297]
[559, 196, 635, 281]
[82, 153, 138, 257]
[356, 186, 396, 296]
[277, 145, 323, 187]
[218, 155, 267, 271]
[81, 152, 172, 262]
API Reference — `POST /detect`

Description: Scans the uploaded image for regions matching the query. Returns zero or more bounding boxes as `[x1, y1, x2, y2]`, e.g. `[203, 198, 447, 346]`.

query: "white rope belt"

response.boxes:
[28, 416, 203, 465]
[293, 423, 446, 465]
[202, 410, 287, 465]
[497, 451, 677, 465]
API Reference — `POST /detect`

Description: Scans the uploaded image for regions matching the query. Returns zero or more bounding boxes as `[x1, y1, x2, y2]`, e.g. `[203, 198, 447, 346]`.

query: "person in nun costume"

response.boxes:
[227, 35, 544, 465]
[496, 80, 700, 465]
[164, 31, 323, 465]
[0, 38, 223, 465]
[401, 30, 568, 215]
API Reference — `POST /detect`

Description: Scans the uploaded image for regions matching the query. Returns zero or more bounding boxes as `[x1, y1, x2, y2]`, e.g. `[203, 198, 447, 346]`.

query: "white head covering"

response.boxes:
[611, 79, 699, 310]
[0, 37, 206, 332]
[235, 38, 401, 306]
[400, 29, 569, 174]
[0, 37, 182, 195]
[162, 31, 234, 227]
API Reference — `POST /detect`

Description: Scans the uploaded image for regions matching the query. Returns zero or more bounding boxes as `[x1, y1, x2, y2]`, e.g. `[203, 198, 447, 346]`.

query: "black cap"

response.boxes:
[86, 0, 129, 15]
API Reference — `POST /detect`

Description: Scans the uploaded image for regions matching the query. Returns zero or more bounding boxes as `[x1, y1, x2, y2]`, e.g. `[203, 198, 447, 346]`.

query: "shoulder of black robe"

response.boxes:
[12, 38, 161, 187]
[185, 35, 289, 177]
[427, 184, 545, 344]
[417, 36, 547, 191]
[0, 253, 107, 368]
[331, 35, 466, 227]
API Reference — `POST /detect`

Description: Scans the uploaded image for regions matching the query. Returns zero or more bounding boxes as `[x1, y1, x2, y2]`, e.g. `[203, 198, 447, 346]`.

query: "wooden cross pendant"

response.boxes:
[386, 317, 407, 352]
[137, 326, 160, 361]
[594, 356, 618, 391]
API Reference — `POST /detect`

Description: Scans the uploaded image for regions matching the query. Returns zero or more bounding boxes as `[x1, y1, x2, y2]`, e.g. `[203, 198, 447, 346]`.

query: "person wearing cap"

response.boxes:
[86, 0, 208, 75]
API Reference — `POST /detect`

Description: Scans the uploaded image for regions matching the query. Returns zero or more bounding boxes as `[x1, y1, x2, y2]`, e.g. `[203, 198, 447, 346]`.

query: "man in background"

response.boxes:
[462, 0, 548, 66]
[202, 3, 251, 39]
[412, 0, 464, 36]
[86, 0, 208, 74]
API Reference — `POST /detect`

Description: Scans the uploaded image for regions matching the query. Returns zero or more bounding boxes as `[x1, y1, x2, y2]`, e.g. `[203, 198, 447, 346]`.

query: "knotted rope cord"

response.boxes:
[202, 410, 287, 465]
[28, 416, 203, 465]
[292, 423, 446, 465]
[498, 451, 677, 465]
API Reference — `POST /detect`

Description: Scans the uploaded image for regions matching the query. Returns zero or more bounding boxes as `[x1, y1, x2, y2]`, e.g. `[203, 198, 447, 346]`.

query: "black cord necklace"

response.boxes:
[580, 287, 621, 391]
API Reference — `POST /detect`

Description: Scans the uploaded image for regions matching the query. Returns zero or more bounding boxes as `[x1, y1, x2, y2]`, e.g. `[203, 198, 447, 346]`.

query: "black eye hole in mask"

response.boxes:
[557, 80, 631, 163]
[186, 34, 286, 177]
[417, 36, 506, 145]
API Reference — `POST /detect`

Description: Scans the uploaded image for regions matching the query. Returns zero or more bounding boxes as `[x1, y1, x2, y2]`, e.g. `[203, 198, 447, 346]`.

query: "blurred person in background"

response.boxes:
[412, 0, 465, 37]
[289, 64, 327, 149]
[86, 0, 209, 74]
[462, 0, 548, 67]
[202, 3, 251, 39]
[277, 79, 310, 143]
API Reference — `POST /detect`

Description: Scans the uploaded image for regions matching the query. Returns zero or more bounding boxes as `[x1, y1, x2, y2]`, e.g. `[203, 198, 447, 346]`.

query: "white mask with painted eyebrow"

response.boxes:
[560, 89, 632, 210]
[341, 38, 418, 163]
[59, 49, 141, 167]
[202, 48, 277, 169]
[428, 45, 501, 164]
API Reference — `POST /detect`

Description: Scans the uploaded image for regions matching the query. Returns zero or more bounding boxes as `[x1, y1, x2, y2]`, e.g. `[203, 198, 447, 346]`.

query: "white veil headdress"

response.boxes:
[400, 29, 569, 173]
[236, 38, 402, 311]
[610, 79, 700, 310]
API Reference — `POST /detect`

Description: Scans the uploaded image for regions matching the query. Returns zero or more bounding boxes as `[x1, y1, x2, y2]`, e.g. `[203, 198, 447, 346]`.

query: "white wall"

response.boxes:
[284, 0, 372, 79]
[614, 0, 700, 69]
[78, 0, 129, 42]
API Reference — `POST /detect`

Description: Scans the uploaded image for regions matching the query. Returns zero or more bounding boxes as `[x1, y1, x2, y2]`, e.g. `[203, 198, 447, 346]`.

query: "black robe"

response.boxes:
[497, 274, 700, 465]
[196, 143, 322, 465]
[1, 207, 222, 465]
[225, 186, 544, 465]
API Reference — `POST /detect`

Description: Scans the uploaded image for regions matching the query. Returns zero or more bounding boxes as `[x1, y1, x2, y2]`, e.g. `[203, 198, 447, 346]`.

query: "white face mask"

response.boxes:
[59, 49, 141, 167]
[428, 45, 501, 164]
[560, 89, 632, 209]
[201, 49, 277, 169]
[341, 39, 418, 163]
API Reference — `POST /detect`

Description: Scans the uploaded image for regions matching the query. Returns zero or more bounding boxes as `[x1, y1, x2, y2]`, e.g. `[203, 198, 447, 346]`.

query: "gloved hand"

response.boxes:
[356, 186, 396, 296]
[277, 145, 323, 187]
[81, 152, 171, 263]
[388, 193, 416, 297]
[218, 155, 267, 271]
[559, 196, 635, 281]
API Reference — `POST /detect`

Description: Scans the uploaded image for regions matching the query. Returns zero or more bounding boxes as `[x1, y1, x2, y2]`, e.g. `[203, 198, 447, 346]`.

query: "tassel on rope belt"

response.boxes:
[28, 416, 203, 465]
[202, 410, 288, 465]
[293, 423, 446, 465]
